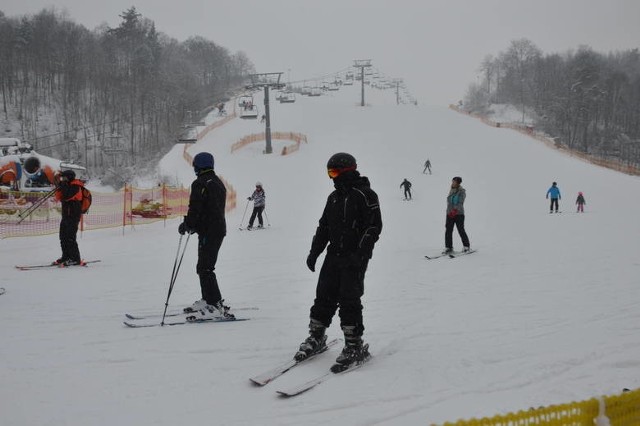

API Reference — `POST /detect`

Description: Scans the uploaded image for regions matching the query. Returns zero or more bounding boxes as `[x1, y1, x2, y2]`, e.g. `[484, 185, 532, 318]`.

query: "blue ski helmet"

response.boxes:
[192, 152, 214, 173]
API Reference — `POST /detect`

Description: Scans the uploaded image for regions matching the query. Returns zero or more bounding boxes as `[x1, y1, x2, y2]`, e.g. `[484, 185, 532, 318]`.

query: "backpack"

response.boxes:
[80, 187, 92, 214]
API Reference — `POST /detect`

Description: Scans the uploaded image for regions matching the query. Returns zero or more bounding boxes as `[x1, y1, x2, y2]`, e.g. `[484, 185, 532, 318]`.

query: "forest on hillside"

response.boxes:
[0, 7, 254, 185]
[465, 39, 640, 169]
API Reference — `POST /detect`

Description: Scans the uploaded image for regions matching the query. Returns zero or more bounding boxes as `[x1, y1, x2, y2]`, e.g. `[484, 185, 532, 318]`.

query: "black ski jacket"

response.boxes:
[309, 171, 382, 259]
[184, 169, 227, 236]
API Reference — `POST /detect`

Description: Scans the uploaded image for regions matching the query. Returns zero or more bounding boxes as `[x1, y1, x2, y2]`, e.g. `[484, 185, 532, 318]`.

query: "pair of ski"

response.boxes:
[15, 260, 101, 271]
[425, 249, 476, 260]
[123, 306, 257, 328]
[250, 338, 371, 397]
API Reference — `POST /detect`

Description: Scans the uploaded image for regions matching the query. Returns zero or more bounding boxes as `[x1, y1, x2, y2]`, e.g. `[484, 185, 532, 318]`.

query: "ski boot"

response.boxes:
[183, 298, 208, 313]
[332, 326, 370, 372]
[442, 247, 453, 255]
[186, 299, 234, 321]
[294, 319, 327, 361]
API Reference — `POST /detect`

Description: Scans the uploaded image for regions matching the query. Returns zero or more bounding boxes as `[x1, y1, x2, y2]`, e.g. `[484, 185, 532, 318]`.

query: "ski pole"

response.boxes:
[239, 198, 250, 229]
[263, 209, 271, 227]
[161, 233, 191, 325]
[16, 187, 57, 224]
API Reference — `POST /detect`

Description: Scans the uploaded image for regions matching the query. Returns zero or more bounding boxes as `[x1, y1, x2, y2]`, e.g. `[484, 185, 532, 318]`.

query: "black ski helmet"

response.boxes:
[192, 152, 214, 171]
[327, 152, 357, 170]
[61, 169, 76, 180]
[453, 176, 462, 184]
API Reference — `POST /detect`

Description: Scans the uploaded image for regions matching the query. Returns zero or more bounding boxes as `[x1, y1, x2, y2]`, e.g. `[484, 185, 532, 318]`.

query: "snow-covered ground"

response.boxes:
[1, 85, 639, 425]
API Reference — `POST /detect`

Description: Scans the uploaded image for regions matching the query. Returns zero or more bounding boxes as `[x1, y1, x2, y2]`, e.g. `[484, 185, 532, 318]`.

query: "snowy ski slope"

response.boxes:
[1, 85, 639, 425]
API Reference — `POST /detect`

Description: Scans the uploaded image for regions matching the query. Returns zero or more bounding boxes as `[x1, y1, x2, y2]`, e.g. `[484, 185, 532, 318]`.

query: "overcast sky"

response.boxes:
[2, 0, 640, 105]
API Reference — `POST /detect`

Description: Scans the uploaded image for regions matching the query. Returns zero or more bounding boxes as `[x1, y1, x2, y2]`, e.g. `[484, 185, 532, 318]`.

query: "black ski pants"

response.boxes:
[309, 253, 367, 337]
[549, 198, 559, 212]
[249, 206, 264, 227]
[59, 216, 81, 262]
[404, 188, 412, 199]
[445, 214, 470, 249]
[196, 234, 224, 305]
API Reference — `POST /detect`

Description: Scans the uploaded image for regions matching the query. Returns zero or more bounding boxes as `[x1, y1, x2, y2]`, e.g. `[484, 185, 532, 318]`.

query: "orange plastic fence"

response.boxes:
[449, 104, 640, 176]
[230, 131, 308, 155]
[196, 112, 236, 141]
[0, 185, 189, 239]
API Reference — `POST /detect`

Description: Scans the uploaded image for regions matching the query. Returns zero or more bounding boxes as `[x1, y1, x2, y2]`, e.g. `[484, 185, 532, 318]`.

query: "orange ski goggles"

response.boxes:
[327, 165, 356, 179]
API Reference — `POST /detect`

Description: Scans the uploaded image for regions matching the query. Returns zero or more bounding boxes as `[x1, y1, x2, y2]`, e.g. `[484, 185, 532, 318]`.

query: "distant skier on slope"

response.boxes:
[576, 191, 586, 213]
[400, 178, 412, 200]
[546, 181, 561, 213]
[297, 152, 382, 369]
[423, 159, 432, 174]
[246, 182, 266, 229]
[178, 152, 235, 320]
[443, 176, 471, 254]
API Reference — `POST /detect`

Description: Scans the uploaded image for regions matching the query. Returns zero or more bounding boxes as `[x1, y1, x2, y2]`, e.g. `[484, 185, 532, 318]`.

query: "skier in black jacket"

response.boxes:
[400, 178, 412, 200]
[296, 152, 382, 369]
[179, 152, 234, 320]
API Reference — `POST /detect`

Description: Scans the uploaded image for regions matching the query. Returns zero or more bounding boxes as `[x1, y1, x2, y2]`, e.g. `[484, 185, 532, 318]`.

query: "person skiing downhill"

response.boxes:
[178, 152, 234, 320]
[443, 176, 470, 254]
[576, 191, 586, 213]
[247, 182, 266, 229]
[400, 178, 412, 200]
[52, 170, 85, 266]
[546, 181, 561, 213]
[297, 152, 382, 369]
[423, 159, 432, 174]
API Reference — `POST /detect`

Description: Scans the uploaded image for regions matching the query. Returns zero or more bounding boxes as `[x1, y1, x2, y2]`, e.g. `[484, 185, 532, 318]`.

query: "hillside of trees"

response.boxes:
[0, 7, 254, 186]
[465, 39, 640, 169]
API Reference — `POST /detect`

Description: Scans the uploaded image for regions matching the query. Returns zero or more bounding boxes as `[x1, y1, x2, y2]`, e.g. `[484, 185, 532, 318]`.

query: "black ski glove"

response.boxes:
[178, 222, 195, 235]
[306, 253, 319, 272]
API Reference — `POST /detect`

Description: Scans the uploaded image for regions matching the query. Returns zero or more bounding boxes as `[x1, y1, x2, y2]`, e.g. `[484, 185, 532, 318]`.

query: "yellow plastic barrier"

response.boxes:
[435, 388, 640, 426]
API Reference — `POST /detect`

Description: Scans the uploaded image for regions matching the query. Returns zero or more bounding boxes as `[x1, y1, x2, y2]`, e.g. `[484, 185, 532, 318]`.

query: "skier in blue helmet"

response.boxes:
[178, 151, 235, 321]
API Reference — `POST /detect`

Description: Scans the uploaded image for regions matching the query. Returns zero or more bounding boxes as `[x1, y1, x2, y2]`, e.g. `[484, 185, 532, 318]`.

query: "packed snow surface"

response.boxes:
[1, 86, 639, 425]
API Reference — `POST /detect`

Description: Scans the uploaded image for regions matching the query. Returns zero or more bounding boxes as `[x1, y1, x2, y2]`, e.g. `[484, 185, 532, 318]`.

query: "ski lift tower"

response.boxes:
[394, 78, 404, 105]
[247, 72, 285, 154]
[353, 59, 372, 106]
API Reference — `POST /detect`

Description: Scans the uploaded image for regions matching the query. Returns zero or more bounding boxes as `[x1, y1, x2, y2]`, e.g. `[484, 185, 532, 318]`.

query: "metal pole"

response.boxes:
[161, 233, 191, 325]
[360, 67, 365, 106]
[264, 85, 272, 154]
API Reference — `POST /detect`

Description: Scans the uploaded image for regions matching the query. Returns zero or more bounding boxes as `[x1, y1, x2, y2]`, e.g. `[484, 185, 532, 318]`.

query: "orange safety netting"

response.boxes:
[0, 185, 190, 239]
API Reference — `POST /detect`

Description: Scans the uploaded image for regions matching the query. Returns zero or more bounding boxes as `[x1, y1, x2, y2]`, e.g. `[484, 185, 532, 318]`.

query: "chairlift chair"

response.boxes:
[240, 105, 259, 119]
[279, 92, 296, 103]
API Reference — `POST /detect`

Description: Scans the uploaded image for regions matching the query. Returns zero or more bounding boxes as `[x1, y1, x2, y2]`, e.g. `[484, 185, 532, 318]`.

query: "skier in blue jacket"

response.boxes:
[546, 182, 561, 213]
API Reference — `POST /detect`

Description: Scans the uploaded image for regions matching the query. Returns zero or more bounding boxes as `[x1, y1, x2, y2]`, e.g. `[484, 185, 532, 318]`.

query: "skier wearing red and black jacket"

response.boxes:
[53, 170, 83, 266]
[296, 152, 382, 369]
[178, 152, 234, 321]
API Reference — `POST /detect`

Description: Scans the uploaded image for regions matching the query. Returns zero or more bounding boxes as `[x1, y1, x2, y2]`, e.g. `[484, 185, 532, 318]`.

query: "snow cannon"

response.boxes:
[0, 160, 21, 188]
